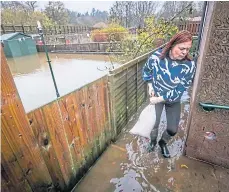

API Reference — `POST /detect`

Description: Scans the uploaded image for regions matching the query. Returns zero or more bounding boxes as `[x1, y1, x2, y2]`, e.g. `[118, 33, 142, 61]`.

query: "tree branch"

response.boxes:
[133, 2, 193, 59]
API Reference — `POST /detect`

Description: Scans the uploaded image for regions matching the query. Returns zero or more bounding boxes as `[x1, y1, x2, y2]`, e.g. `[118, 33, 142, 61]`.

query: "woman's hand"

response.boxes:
[150, 96, 164, 105]
[147, 83, 154, 97]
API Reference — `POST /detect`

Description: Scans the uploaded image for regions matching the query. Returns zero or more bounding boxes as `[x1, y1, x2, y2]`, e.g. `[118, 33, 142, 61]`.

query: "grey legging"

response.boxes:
[150, 101, 181, 144]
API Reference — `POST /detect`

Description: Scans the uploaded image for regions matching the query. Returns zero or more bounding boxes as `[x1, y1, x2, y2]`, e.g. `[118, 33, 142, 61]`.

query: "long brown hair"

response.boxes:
[160, 30, 193, 61]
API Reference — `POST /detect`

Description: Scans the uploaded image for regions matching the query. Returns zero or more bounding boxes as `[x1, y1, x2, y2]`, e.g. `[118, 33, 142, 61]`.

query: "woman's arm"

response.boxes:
[142, 54, 158, 96]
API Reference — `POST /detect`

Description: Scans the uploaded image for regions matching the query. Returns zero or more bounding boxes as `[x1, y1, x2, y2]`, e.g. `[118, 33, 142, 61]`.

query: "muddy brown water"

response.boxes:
[6, 53, 119, 112]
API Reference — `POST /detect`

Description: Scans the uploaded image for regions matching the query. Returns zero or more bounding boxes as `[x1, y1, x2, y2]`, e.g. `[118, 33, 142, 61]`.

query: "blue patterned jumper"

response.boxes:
[142, 49, 196, 102]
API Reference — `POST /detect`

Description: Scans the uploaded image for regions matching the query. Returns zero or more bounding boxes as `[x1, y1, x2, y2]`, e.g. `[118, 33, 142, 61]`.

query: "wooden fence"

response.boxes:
[36, 42, 122, 53]
[1, 42, 164, 191]
[177, 21, 201, 36]
[1, 24, 95, 35]
[1, 21, 201, 36]
[108, 44, 165, 135]
[1, 46, 112, 191]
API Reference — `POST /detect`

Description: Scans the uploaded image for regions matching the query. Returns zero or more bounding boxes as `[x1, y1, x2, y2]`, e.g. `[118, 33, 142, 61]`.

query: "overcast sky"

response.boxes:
[37, 1, 115, 13]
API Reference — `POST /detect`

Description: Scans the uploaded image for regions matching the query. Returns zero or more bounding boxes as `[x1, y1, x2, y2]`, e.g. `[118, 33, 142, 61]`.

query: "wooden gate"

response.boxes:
[185, 1, 229, 168]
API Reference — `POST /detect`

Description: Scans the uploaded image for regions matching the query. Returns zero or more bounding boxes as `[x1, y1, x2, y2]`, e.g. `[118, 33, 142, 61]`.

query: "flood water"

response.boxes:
[7, 53, 119, 112]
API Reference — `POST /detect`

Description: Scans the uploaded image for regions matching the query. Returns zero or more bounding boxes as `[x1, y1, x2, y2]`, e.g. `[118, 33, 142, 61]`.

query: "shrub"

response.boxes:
[91, 23, 128, 42]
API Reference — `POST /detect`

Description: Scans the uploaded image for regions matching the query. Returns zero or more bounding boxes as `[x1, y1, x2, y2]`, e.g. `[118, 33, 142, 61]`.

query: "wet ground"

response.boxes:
[7, 53, 118, 112]
[73, 99, 229, 192]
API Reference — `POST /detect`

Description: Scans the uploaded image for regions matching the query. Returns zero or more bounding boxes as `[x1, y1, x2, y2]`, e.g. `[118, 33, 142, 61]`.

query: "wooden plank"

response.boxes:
[116, 104, 127, 118]
[83, 84, 101, 161]
[114, 70, 137, 89]
[74, 90, 88, 148]
[1, 133, 32, 192]
[87, 84, 100, 156]
[91, 81, 104, 152]
[115, 78, 137, 100]
[127, 86, 137, 99]
[128, 95, 137, 108]
[74, 88, 96, 165]
[115, 94, 126, 109]
[127, 76, 137, 87]
[99, 79, 107, 132]
[114, 82, 126, 98]
[128, 99, 137, 113]
[115, 104, 126, 118]
[27, 108, 66, 191]
[1, 47, 52, 191]
[95, 80, 106, 150]
[107, 74, 117, 138]
[116, 113, 127, 126]
[82, 86, 94, 144]
[41, 102, 75, 188]
[116, 86, 138, 106]
[117, 118, 127, 132]
[58, 93, 85, 165]
[77, 88, 91, 145]
[1, 164, 13, 192]
[103, 77, 112, 141]
[116, 112, 127, 126]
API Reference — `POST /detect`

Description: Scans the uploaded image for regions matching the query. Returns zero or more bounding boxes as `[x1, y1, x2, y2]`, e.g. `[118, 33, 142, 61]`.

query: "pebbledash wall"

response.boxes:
[185, 1, 229, 168]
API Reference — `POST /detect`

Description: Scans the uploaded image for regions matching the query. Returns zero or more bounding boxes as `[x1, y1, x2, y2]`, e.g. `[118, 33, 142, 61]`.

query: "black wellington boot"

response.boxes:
[147, 140, 157, 152]
[158, 139, 170, 158]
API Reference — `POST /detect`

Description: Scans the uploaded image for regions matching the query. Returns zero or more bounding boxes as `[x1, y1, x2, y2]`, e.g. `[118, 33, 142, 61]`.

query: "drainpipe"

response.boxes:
[194, 1, 208, 62]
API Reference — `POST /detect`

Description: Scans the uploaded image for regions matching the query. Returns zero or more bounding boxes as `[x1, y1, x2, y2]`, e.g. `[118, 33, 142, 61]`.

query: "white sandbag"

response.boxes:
[129, 104, 156, 139]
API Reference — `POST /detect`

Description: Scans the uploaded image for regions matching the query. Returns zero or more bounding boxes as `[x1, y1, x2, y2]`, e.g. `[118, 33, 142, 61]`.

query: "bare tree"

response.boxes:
[1, 1, 27, 11]
[109, 1, 159, 28]
[24, 1, 38, 12]
[159, 1, 195, 21]
[44, 1, 69, 25]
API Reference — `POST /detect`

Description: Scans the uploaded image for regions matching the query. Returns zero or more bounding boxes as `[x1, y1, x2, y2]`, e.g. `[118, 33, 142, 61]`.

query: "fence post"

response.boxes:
[12, 25, 16, 32]
[1, 46, 52, 191]
[1, 24, 5, 34]
[67, 26, 69, 34]
[59, 25, 61, 34]
[54, 26, 57, 34]
[63, 25, 66, 34]
[107, 74, 117, 140]
[21, 25, 25, 33]
[29, 25, 32, 33]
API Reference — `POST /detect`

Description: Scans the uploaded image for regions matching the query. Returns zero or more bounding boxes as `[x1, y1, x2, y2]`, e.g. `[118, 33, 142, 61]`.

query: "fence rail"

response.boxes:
[1, 24, 96, 35]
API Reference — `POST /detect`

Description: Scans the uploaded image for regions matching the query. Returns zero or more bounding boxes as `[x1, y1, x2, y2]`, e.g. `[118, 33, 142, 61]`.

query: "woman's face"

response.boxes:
[170, 41, 192, 60]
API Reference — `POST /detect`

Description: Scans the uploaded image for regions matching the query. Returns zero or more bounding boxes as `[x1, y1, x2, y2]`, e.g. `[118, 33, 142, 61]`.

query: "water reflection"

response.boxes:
[7, 52, 118, 112]
[7, 54, 42, 75]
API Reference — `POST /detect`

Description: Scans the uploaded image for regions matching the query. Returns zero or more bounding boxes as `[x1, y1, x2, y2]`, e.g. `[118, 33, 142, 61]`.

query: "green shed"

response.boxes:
[1, 32, 37, 58]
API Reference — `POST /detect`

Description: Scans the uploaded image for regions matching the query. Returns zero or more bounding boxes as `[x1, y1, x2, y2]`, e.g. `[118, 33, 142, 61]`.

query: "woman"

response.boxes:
[142, 30, 196, 158]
